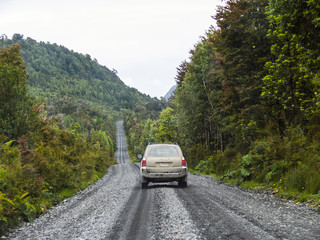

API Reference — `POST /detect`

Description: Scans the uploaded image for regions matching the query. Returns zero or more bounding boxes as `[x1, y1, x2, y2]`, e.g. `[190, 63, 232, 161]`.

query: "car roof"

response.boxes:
[147, 142, 179, 146]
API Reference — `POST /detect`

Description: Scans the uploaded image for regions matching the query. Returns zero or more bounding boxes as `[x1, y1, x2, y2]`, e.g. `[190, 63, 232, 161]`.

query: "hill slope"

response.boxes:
[3, 34, 152, 112]
[164, 85, 177, 100]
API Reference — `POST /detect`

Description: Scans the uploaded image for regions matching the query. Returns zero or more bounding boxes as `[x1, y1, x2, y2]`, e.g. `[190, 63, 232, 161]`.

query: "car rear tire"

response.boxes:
[178, 181, 187, 188]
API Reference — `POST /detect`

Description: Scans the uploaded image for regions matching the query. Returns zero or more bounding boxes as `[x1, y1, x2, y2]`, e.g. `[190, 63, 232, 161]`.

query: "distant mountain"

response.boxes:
[164, 85, 177, 100]
[3, 34, 153, 113]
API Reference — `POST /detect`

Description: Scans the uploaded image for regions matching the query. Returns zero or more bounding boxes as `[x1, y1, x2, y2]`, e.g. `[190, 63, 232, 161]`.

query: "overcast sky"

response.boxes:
[1, 0, 223, 98]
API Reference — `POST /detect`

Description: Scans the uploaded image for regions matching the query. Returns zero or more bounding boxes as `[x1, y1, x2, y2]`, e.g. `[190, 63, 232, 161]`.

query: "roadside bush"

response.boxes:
[282, 154, 320, 194]
[284, 166, 308, 193]
[283, 126, 310, 168]
[186, 144, 207, 169]
[221, 153, 252, 185]
[282, 126, 320, 194]
[195, 158, 212, 174]
[215, 148, 241, 176]
[0, 122, 115, 235]
[265, 160, 288, 183]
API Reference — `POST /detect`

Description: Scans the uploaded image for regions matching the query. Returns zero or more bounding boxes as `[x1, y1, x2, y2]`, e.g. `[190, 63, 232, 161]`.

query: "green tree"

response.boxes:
[214, 0, 271, 151]
[155, 107, 176, 142]
[262, 0, 320, 133]
[174, 34, 220, 152]
[0, 44, 35, 139]
[141, 119, 157, 147]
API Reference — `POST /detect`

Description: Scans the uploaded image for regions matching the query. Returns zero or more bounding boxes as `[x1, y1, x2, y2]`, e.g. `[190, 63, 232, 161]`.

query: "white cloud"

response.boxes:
[152, 79, 162, 86]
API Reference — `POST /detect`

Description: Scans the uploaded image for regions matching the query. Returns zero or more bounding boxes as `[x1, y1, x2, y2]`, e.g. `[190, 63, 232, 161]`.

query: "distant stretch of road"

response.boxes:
[7, 121, 320, 239]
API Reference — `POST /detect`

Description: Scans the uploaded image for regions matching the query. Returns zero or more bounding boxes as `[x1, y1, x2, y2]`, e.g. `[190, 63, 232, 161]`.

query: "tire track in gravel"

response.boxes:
[108, 180, 203, 240]
[149, 185, 203, 240]
[176, 174, 320, 240]
[107, 176, 154, 240]
[176, 183, 274, 239]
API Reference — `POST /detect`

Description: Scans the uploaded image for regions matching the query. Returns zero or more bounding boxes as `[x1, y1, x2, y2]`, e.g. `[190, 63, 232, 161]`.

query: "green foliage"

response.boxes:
[265, 160, 288, 183]
[185, 144, 209, 169]
[195, 159, 210, 173]
[262, 0, 320, 127]
[195, 156, 216, 175]
[221, 153, 253, 185]
[0, 44, 38, 140]
[213, 0, 271, 153]
[155, 107, 177, 142]
[281, 126, 320, 194]
[174, 32, 223, 155]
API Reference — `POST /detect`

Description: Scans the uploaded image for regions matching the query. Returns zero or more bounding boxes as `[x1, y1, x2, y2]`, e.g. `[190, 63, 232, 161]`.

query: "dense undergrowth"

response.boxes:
[0, 124, 116, 233]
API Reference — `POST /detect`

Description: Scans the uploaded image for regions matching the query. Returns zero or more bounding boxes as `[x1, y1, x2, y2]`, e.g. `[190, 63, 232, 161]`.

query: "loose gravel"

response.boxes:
[150, 186, 202, 240]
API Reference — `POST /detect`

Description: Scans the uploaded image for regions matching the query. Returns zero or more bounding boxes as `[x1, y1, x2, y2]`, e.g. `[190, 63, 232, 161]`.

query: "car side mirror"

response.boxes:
[137, 154, 143, 159]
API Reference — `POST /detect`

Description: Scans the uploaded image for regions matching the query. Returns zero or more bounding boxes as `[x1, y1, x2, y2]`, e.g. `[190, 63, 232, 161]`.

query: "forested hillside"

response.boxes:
[125, 0, 320, 208]
[2, 34, 152, 113]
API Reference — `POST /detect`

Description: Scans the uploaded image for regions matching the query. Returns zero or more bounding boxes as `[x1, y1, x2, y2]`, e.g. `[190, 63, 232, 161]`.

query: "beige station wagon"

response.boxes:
[139, 143, 187, 188]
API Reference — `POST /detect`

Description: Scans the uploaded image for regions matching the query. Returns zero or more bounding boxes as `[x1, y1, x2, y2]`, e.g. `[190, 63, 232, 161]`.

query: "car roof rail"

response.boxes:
[148, 142, 179, 145]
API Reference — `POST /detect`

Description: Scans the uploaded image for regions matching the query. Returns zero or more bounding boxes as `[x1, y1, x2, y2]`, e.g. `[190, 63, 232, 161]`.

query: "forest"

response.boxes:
[0, 36, 163, 233]
[125, 0, 320, 209]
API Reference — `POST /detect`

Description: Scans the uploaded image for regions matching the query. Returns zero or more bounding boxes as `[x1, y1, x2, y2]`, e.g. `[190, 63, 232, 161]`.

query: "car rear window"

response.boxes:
[148, 147, 179, 157]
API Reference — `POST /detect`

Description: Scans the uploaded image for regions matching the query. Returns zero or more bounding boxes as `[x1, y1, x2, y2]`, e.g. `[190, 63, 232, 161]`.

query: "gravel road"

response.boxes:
[6, 121, 320, 239]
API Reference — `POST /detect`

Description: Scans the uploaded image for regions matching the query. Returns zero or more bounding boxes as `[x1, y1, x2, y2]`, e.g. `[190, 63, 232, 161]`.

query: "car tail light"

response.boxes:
[141, 157, 146, 167]
[182, 157, 187, 166]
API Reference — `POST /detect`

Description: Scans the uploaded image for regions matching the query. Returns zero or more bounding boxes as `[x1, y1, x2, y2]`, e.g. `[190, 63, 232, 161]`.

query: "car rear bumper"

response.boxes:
[140, 167, 187, 182]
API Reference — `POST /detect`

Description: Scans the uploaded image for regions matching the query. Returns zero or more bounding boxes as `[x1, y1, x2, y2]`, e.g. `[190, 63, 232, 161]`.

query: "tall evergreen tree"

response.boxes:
[214, 0, 271, 150]
[262, 0, 320, 132]
[0, 44, 35, 139]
